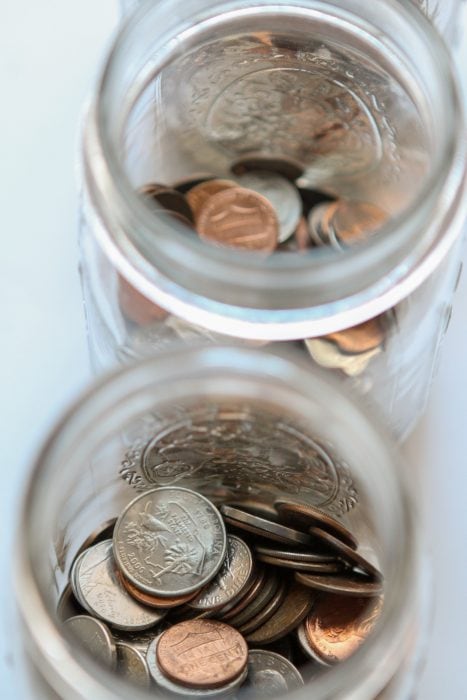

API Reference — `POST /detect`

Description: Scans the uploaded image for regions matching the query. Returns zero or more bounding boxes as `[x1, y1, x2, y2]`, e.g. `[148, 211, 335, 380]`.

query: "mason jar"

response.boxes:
[14, 345, 428, 699]
[79, 0, 466, 440]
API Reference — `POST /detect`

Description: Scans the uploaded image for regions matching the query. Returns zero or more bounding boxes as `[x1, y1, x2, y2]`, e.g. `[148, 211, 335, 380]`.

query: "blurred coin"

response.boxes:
[244, 650, 304, 694]
[186, 179, 237, 221]
[239, 580, 287, 635]
[296, 622, 328, 666]
[220, 568, 267, 621]
[297, 187, 335, 216]
[64, 615, 116, 669]
[118, 571, 201, 609]
[236, 171, 302, 243]
[323, 318, 385, 355]
[256, 553, 342, 574]
[308, 201, 339, 247]
[308, 527, 382, 581]
[331, 200, 387, 247]
[70, 550, 88, 610]
[116, 642, 151, 688]
[304, 337, 381, 376]
[197, 187, 278, 252]
[156, 620, 248, 689]
[291, 216, 311, 252]
[173, 174, 215, 194]
[220, 504, 312, 546]
[57, 584, 83, 621]
[295, 571, 383, 597]
[305, 594, 383, 664]
[118, 275, 168, 326]
[74, 540, 166, 631]
[254, 545, 335, 564]
[245, 581, 314, 645]
[114, 488, 227, 597]
[141, 183, 195, 224]
[274, 499, 358, 549]
[231, 155, 303, 181]
[227, 571, 279, 629]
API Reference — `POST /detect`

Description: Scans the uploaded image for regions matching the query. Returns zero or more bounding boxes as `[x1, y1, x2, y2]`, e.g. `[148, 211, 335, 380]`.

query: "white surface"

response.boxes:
[0, 1, 466, 697]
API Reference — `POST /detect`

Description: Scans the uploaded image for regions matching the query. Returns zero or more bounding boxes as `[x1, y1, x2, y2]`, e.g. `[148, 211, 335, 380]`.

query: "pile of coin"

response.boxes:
[60, 486, 383, 695]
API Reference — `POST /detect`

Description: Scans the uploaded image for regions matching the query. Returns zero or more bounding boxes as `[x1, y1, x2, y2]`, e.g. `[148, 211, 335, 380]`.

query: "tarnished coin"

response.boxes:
[305, 594, 383, 664]
[227, 570, 279, 629]
[141, 183, 195, 224]
[147, 635, 248, 697]
[239, 580, 287, 635]
[304, 337, 381, 376]
[245, 582, 314, 644]
[186, 179, 237, 221]
[236, 171, 302, 243]
[220, 504, 312, 547]
[331, 200, 387, 247]
[113, 488, 227, 597]
[188, 535, 254, 612]
[244, 650, 304, 694]
[308, 527, 382, 581]
[274, 499, 358, 549]
[323, 318, 385, 355]
[197, 187, 278, 252]
[156, 620, 248, 689]
[74, 540, 166, 631]
[295, 571, 383, 597]
[296, 622, 328, 666]
[254, 545, 335, 564]
[256, 553, 342, 574]
[64, 615, 116, 669]
[118, 571, 201, 609]
[231, 155, 303, 181]
[220, 568, 267, 621]
[116, 642, 151, 688]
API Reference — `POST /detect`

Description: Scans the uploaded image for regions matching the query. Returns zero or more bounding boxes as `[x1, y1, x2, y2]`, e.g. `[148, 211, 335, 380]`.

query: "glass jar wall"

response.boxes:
[80, 0, 466, 440]
[15, 346, 427, 699]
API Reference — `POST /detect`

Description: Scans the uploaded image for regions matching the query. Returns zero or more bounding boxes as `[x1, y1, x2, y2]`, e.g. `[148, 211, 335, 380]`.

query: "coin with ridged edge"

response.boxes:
[113, 488, 227, 597]
[244, 650, 304, 694]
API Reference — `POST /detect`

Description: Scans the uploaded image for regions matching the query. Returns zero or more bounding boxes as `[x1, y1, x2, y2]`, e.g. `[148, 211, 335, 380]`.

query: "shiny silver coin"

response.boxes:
[188, 535, 254, 612]
[220, 504, 312, 546]
[63, 615, 116, 669]
[147, 635, 248, 697]
[75, 540, 166, 631]
[116, 642, 151, 688]
[254, 545, 335, 564]
[296, 622, 329, 666]
[227, 571, 280, 629]
[244, 650, 304, 694]
[236, 171, 302, 243]
[256, 552, 342, 574]
[114, 488, 227, 597]
[295, 571, 383, 597]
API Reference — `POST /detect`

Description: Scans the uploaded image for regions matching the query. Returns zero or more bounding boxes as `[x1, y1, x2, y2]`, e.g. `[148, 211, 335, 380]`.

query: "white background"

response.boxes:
[0, 1, 466, 697]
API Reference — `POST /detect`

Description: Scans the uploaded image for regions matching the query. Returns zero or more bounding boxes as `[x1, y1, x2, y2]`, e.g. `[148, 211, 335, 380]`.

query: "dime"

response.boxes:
[114, 488, 226, 597]
[186, 179, 237, 221]
[220, 568, 267, 621]
[197, 187, 278, 252]
[256, 553, 342, 574]
[254, 545, 335, 564]
[231, 155, 304, 181]
[116, 642, 151, 688]
[244, 650, 304, 694]
[227, 570, 280, 629]
[141, 183, 195, 224]
[239, 580, 287, 635]
[274, 499, 358, 549]
[323, 318, 385, 355]
[305, 594, 383, 664]
[118, 571, 201, 608]
[156, 620, 248, 689]
[118, 275, 168, 326]
[188, 535, 254, 612]
[74, 540, 166, 631]
[331, 200, 387, 247]
[245, 582, 314, 644]
[295, 571, 383, 597]
[236, 171, 302, 243]
[220, 504, 312, 546]
[296, 622, 328, 666]
[308, 527, 382, 580]
[64, 615, 116, 669]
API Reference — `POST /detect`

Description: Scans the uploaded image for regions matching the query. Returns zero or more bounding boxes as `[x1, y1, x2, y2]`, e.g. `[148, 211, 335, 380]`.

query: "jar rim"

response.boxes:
[83, 0, 466, 339]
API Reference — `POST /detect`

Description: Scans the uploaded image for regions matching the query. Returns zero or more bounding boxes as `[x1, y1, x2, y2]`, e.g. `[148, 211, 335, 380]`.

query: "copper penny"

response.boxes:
[274, 499, 358, 549]
[186, 179, 237, 221]
[305, 594, 383, 664]
[308, 527, 382, 580]
[226, 571, 279, 629]
[332, 200, 387, 246]
[292, 216, 311, 252]
[173, 174, 214, 194]
[156, 619, 248, 689]
[323, 317, 385, 355]
[220, 568, 267, 621]
[197, 187, 278, 252]
[295, 571, 383, 597]
[245, 581, 314, 644]
[119, 572, 202, 609]
[118, 275, 168, 326]
[238, 579, 287, 635]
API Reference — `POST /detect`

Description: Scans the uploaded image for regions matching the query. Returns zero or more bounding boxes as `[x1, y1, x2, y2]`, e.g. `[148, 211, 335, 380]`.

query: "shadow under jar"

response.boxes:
[15, 346, 427, 699]
[80, 0, 466, 440]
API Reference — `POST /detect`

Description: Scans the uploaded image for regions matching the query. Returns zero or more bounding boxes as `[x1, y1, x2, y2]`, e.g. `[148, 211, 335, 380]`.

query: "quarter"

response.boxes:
[64, 615, 116, 669]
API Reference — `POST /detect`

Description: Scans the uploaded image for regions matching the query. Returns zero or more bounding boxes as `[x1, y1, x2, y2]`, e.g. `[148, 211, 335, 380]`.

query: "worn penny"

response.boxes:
[323, 317, 385, 355]
[245, 581, 314, 644]
[186, 179, 237, 221]
[226, 570, 279, 629]
[239, 579, 287, 635]
[220, 568, 267, 621]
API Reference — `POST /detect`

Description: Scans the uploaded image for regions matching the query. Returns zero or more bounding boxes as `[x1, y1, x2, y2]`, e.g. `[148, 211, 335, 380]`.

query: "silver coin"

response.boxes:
[70, 550, 88, 610]
[147, 635, 248, 697]
[254, 545, 335, 563]
[75, 540, 165, 631]
[113, 488, 227, 597]
[236, 171, 302, 243]
[63, 615, 116, 669]
[239, 580, 287, 636]
[116, 642, 151, 688]
[296, 622, 329, 666]
[220, 504, 312, 546]
[188, 535, 254, 612]
[245, 650, 304, 694]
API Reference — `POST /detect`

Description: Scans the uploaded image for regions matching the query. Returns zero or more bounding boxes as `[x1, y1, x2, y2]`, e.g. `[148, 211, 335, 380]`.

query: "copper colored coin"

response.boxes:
[220, 568, 267, 621]
[305, 594, 383, 664]
[119, 572, 202, 609]
[323, 317, 385, 355]
[238, 579, 287, 635]
[225, 499, 280, 523]
[226, 571, 279, 629]
[332, 200, 387, 246]
[197, 187, 278, 252]
[274, 499, 358, 549]
[256, 553, 342, 574]
[295, 571, 383, 597]
[118, 275, 168, 326]
[156, 619, 248, 689]
[308, 527, 382, 580]
[292, 216, 311, 252]
[186, 179, 237, 221]
[141, 183, 195, 224]
[245, 581, 314, 644]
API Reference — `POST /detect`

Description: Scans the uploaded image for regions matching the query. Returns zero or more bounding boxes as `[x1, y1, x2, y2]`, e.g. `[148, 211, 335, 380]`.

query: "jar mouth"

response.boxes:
[16, 346, 421, 699]
[83, 0, 465, 339]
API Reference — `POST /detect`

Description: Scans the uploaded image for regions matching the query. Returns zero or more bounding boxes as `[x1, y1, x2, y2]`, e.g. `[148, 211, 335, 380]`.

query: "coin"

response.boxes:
[291, 216, 311, 252]
[244, 650, 304, 694]
[305, 594, 383, 664]
[197, 187, 278, 252]
[74, 540, 166, 630]
[188, 535, 254, 612]
[112, 626, 164, 654]
[116, 642, 151, 688]
[236, 171, 302, 243]
[118, 570, 201, 608]
[220, 567, 267, 621]
[225, 499, 280, 522]
[308, 201, 339, 247]
[256, 553, 342, 574]
[70, 550, 89, 610]
[220, 504, 312, 546]
[295, 571, 383, 597]
[227, 570, 280, 629]
[57, 584, 83, 621]
[231, 156, 303, 181]
[245, 582, 314, 644]
[308, 527, 382, 580]
[304, 337, 381, 376]
[141, 183, 195, 224]
[186, 179, 237, 221]
[156, 620, 248, 689]
[295, 622, 328, 666]
[274, 499, 358, 549]
[323, 318, 385, 355]
[113, 487, 227, 597]
[239, 579, 287, 635]
[254, 545, 335, 564]
[64, 615, 116, 669]
[331, 200, 387, 247]
[118, 275, 168, 326]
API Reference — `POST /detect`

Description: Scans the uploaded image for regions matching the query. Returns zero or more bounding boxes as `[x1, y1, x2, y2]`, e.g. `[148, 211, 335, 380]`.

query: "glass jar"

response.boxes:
[79, 0, 466, 440]
[14, 345, 427, 699]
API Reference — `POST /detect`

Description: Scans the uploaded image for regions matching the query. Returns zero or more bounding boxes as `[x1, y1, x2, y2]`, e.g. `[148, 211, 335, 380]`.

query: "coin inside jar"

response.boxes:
[220, 504, 313, 546]
[186, 178, 237, 221]
[245, 582, 314, 645]
[116, 642, 151, 688]
[64, 615, 116, 669]
[244, 649, 304, 694]
[274, 499, 358, 549]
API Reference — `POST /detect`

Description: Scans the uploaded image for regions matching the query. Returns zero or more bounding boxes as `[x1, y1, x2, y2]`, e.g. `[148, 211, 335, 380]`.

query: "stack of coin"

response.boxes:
[60, 487, 383, 694]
